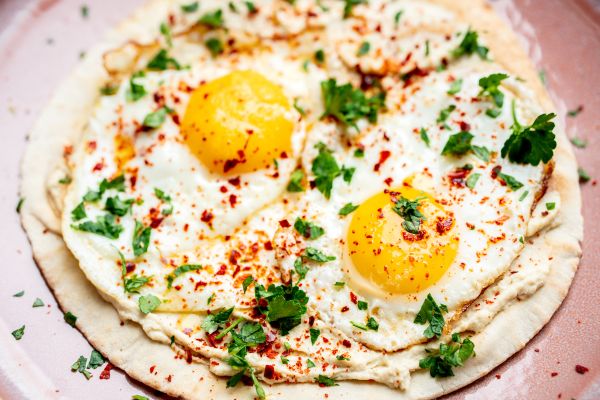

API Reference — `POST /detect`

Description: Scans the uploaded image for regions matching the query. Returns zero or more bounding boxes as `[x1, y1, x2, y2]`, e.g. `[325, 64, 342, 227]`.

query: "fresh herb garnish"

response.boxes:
[287, 169, 305, 192]
[441, 131, 473, 156]
[496, 171, 523, 191]
[16, 197, 25, 213]
[342, 0, 367, 18]
[64, 311, 77, 327]
[32, 298, 44, 308]
[59, 176, 72, 184]
[367, 316, 379, 331]
[570, 137, 587, 148]
[310, 328, 320, 344]
[578, 167, 591, 183]
[71, 202, 87, 221]
[471, 145, 491, 162]
[88, 350, 105, 369]
[320, 78, 385, 130]
[142, 106, 171, 129]
[105, 196, 134, 216]
[293, 258, 309, 281]
[501, 100, 556, 165]
[478, 73, 508, 112]
[13, 291, 24, 297]
[465, 173, 480, 189]
[294, 218, 325, 239]
[437, 104, 456, 125]
[201, 307, 234, 333]
[304, 247, 335, 263]
[567, 105, 583, 117]
[394, 10, 403, 26]
[315, 374, 338, 386]
[199, 9, 224, 28]
[165, 264, 202, 288]
[138, 294, 161, 314]
[11, 325, 25, 340]
[414, 294, 448, 339]
[447, 79, 463, 95]
[72, 214, 123, 239]
[392, 196, 425, 234]
[452, 29, 488, 60]
[419, 333, 475, 377]
[242, 276, 254, 293]
[159, 22, 172, 47]
[314, 49, 325, 64]
[339, 203, 359, 216]
[132, 221, 151, 257]
[311, 142, 354, 198]
[546, 202, 556, 211]
[357, 41, 370, 56]
[357, 300, 368, 310]
[307, 358, 316, 368]
[254, 284, 308, 335]
[181, 2, 199, 13]
[205, 37, 224, 57]
[147, 49, 181, 71]
[126, 71, 147, 102]
[100, 83, 118, 96]
[354, 148, 364, 158]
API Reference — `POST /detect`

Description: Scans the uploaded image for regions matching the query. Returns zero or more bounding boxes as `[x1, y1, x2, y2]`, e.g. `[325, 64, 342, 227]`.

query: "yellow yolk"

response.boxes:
[181, 70, 294, 174]
[347, 187, 458, 294]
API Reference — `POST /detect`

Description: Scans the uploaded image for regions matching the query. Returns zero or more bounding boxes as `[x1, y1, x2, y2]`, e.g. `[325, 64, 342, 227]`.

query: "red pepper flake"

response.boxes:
[224, 158, 240, 173]
[459, 121, 471, 131]
[491, 165, 501, 179]
[264, 241, 273, 251]
[448, 167, 471, 187]
[342, 339, 352, 348]
[220, 185, 228, 193]
[349, 292, 358, 304]
[551, 372, 558, 377]
[228, 176, 241, 187]
[402, 230, 426, 241]
[92, 161, 104, 172]
[264, 365, 275, 379]
[166, 374, 172, 382]
[279, 219, 291, 228]
[341, 306, 349, 312]
[206, 332, 224, 347]
[495, 374, 501, 379]
[575, 365, 589, 374]
[216, 264, 227, 275]
[384, 177, 393, 186]
[150, 365, 156, 373]
[171, 113, 180, 125]
[229, 194, 237, 208]
[374, 150, 391, 172]
[99, 363, 113, 380]
[201, 210, 214, 227]
[150, 217, 164, 228]
[435, 217, 454, 235]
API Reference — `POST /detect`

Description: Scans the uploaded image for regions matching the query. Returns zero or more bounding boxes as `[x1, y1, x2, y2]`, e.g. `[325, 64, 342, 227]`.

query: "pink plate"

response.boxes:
[0, 0, 599, 399]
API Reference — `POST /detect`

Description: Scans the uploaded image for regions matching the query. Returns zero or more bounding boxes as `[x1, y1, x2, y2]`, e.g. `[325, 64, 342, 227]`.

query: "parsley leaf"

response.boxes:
[357, 300, 368, 310]
[255, 284, 308, 334]
[570, 137, 587, 149]
[71, 202, 87, 221]
[205, 37, 224, 57]
[357, 41, 370, 56]
[441, 131, 473, 156]
[13, 291, 24, 297]
[294, 218, 325, 239]
[293, 258, 309, 281]
[579, 167, 591, 183]
[315, 375, 338, 386]
[339, 202, 359, 216]
[16, 197, 25, 213]
[307, 358, 316, 368]
[201, 307, 234, 333]
[87, 350, 105, 369]
[496, 171, 523, 191]
[471, 145, 491, 162]
[392, 196, 425, 234]
[501, 100, 557, 165]
[287, 169, 305, 192]
[437, 104, 456, 124]
[304, 247, 336, 263]
[414, 294, 448, 339]
[342, 0, 367, 18]
[447, 79, 463, 95]
[64, 311, 77, 327]
[452, 29, 489, 60]
[465, 173, 480, 189]
[419, 333, 475, 377]
[142, 107, 170, 129]
[367, 317, 379, 331]
[310, 328, 320, 344]
[11, 325, 25, 340]
[32, 298, 44, 308]
[147, 49, 181, 71]
[181, 2, 199, 13]
[320, 78, 385, 130]
[105, 196, 134, 216]
[242, 276, 254, 293]
[138, 294, 161, 314]
[312, 143, 341, 198]
[72, 214, 123, 239]
[124, 275, 150, 293]
[126, 71, 147, 102]
[166, 264, 202, 288]
[199, 9, 224, 28]
[132, 220, 151, 257]
[478, 73, 508, 108]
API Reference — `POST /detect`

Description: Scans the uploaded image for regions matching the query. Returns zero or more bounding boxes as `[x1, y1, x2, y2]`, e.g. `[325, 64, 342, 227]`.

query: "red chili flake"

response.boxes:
[150, 365, 156, 373]
[63, 145, 74, 156]
[402, 230, 426, 241]
[216, 264, 227, 275]
[171, 113, 180, 125]
[223, 159, 240, 173]
[194, 281, 207, 290]
[349, 292, 358, 304]
[99, 363, 113, 380]
[342, 339, 352, 348]
[166, 374, 172, 382]
[150, 217, 164, 229]
[92, 162, 104, 172]
[551, 372, 558, 377]
[264, 365, 275, 379]
[495, 374, 501, 379]
[436, 217, 454, 235]
[86, 140, 97, 152]
[448, 167, 471, 187]
[279, 219, 291, 228]
[185, 349, 193, 364]
[125, 262, 136, 274]
[220, 185, 228, 193]
[374, 150, 391, 172]
[309, 316, 315, 327]
[264, 241, 273, 251]
[229, 194, 237, 208]
[341, 306, 349, 312]
[459, 121, 471, 131]
[228, 176, 241, 187]
[229, 250, 241, 265]
[491, 165, 501, 179]
[575, 365, 589, 374]
[206, 332, 224, 347]
[384, 177, 393, 186]
[201, 210, 214, 227]
[129, 173, 137, 189]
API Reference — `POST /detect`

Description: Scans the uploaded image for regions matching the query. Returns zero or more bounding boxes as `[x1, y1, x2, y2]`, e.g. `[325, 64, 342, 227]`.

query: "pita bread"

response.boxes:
[19, 0, 582, 398]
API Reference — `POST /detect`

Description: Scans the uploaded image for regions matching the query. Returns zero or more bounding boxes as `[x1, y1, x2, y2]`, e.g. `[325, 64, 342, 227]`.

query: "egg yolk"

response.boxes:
[181, 70, 294, 174]
[347, 187, 458, 294]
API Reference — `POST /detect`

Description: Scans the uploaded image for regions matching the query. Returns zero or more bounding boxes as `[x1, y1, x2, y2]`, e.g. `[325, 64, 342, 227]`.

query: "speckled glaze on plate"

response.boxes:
[0, 0, 598, 399]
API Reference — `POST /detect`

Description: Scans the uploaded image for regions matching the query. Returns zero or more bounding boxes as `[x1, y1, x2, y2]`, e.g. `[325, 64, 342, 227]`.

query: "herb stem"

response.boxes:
[511, 99, 521, 129]
[216, 317, 243, 339]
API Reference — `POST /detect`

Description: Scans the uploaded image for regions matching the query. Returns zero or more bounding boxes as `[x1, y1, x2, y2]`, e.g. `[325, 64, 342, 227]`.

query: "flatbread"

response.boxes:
[19, 0, 582, 399]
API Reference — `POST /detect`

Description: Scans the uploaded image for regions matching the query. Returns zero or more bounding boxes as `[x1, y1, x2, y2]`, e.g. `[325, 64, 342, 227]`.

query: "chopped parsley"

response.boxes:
[281, 356, 289, 364]
[71, 355, 91, 379]
[16, 197, 24, 213]
[354, 148, 365, 158]
[147, 49, 181, 71]
[181, 2, 199, 13]
[304, 247, 336, 263]
[367, 317, 379, 331]
[419, 128, 431, 147]
[478, 73, 508, 110]
[501, 100, 556, 165]
[311, 142, 354, 198]
[11, 325, 25, 340]
[32, 298, 44, 308]
[159, 22, 172, 47]
[546, 202, 556, 211]
[570, 137, 587, 149]
[310, 328, 320, 344]
[254, 283, 308, 334]
[578, 167, 591, 183]
[293, 258, 308, 281]
[64, 311, 77, 327]
[13, 290, 24, 297]
[132, 221, 151, 257]
[124, 275, 150, 293]
[165, 264, 202, 288]
[154, 188, 173, 215]
[336, 354, 350, 361]
[59, 175, 72, 184]
[199, 9, 224, 28]
[519, 190, 529, 201]
[414, 294, 448, 339]
[72, 214, 123, 239]
[437, 104, 456, 125]
[441, 131, 473, 156]
[314, 49, 325, 64]
[205, 37, 224, 57]
[105, 196, 134, 216]
[315, 375, 338, 386]
[80, 5, 89, 19]
[307, 358, 316, 368]
[88, 350, 105, 369]
[71, 202, 87, 221]
[334, 281, 345, 288]
[138, 294, 161, 314]
[126, 71, 147, 102]
[394, 10, 403, 26]
[355, 300, 369, 311]
[419, 333, 475, 377]
[293, 98, 306, 115]
[496, 171, 523, 191]
[320, 78, 385, 130]
[294, 218, 325, 239]
[447, 79, 463, 95]
[287, 169, 305, 192]
[142, 106, 171, 129]
[471, 145, 491, 162]
[392, 196, 425, 234]
[342, 0, 367, 18]
[242, 276, 254, 293]
[452, 29, 489, 60]
[201, 307, 234, 333]
[244, 1, 257, 13]
[465, 173, 480, 189]
[339, 202, 359, 216]
[357, 41, 371, 56]
[100, 83, 119, 96]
